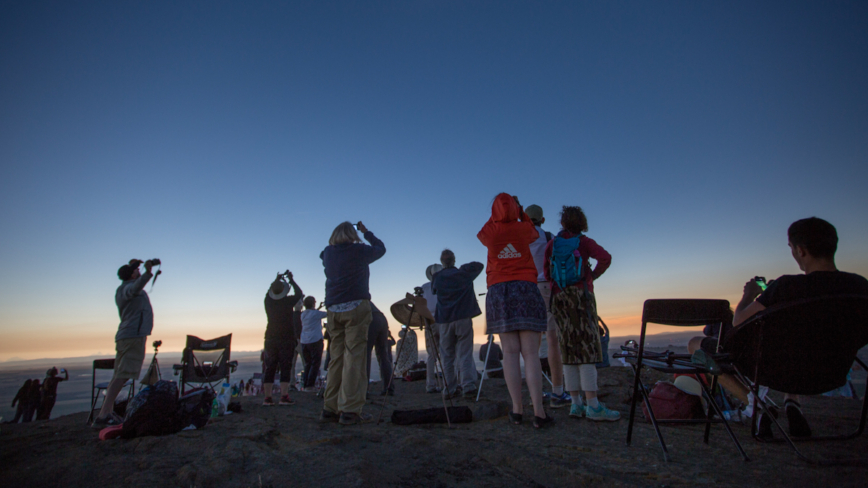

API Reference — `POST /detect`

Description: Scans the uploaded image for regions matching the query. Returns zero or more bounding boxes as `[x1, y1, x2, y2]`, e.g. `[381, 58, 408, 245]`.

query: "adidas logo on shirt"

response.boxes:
[497, 244, 521, 259]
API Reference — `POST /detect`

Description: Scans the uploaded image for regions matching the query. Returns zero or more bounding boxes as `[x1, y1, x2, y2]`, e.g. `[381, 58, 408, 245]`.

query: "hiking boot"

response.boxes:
[279, 395, 295, 406]
[262, 396, 275, 406]
[319, 409, 340, 423]
[550, 392, 572, 409]
[786, 401, 812, 438]
[586, 402, 621, 422]
[91, 412, 123, 429]
[339, 411, 373, 425]
[569, 404, 585, 419]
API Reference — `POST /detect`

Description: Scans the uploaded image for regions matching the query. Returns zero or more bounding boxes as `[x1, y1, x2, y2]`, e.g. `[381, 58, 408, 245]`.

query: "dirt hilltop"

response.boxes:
[2, 367, 867, 488]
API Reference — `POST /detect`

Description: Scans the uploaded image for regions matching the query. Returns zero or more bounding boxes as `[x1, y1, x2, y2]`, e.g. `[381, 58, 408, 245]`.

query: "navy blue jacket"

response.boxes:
[320, 231, 386, 307]
[432, 262, 484, 323]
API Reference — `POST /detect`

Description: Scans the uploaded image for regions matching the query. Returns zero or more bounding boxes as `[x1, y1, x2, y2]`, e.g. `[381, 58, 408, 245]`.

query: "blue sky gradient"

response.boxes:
[1, 1, 867, 360]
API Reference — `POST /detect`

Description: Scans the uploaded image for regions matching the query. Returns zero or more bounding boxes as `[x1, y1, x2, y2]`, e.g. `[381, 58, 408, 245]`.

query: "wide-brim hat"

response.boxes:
[426, 264, 443, 281]
[268, 281, 289, 300]
[391, 293, 435, 328]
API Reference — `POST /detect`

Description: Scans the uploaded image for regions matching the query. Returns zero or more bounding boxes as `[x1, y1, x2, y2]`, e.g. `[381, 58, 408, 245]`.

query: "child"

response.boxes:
[300, 297, 328, 392]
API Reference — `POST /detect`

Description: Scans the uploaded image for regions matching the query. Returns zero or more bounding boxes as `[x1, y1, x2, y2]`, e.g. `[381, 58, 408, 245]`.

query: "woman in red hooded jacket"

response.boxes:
[478, 193, 552, 428]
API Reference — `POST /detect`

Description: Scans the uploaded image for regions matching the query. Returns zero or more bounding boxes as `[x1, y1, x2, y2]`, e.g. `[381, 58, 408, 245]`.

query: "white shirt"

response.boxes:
[300, 309, 328, 344]
[420, 282, 437, 317]
[529, 225, 550, 282]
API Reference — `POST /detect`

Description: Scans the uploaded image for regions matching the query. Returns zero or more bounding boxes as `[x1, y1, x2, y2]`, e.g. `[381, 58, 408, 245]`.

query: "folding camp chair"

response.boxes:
[615, 299, 749, 462]
[724, 294, 868, 464]
[87, 358, 135, 424]
[172, 334, 238, 394]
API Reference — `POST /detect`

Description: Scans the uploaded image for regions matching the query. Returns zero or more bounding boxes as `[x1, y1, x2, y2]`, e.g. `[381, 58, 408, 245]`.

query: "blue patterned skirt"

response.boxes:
[485, 280, 547, 334]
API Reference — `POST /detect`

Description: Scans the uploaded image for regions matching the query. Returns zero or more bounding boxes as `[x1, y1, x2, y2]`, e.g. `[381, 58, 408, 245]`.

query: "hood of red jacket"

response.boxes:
[491, 193, 520, 223]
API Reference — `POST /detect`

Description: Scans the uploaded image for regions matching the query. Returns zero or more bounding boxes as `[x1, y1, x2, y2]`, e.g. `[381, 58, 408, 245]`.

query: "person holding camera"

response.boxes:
[263, 271, 303, 406]
[36, 367, 68, 420]
[432, 249, 484, 400]
[688, 217, 868, 438]
[92, 258, 159, 428]
[477, 194, 551, 428]
[319, 221, 386, 425]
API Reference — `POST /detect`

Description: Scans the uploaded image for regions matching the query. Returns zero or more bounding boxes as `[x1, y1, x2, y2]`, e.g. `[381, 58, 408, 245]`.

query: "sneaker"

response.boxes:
[569, 404, 585, 419]
[91, 412, 123, 429]
[463, 388, 478, 400]
[426, 386, 441, 394]
[303, 387, 318, 393]
[262, 396, 275, 406]
[319, 409, 340, 423]
[550, 392, 572, 409]
[443, 388, 462, 400]
[586, 402, 621, 422]
[339, 411, 373, 425]
[756, 412, 773, 439]
[288, 385, 299, 392]
[279, 395, 295, 405]
[785, 401, 812, 438]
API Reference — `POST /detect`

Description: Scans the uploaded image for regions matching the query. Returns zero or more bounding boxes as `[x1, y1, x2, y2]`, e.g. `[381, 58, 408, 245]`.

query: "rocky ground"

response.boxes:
[2, 367, 867, 488]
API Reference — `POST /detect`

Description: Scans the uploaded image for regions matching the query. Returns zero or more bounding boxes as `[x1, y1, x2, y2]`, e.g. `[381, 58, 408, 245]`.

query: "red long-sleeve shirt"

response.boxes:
[543, 231, 611, 295]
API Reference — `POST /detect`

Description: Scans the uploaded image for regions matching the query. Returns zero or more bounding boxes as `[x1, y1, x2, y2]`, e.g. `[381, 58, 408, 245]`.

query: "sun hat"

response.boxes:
[673, 375, 707, 409]
[426, 264, 443, 281]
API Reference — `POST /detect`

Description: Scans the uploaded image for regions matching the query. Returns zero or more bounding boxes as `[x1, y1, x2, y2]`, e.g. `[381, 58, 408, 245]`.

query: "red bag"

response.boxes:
[641, 381, 704, 422]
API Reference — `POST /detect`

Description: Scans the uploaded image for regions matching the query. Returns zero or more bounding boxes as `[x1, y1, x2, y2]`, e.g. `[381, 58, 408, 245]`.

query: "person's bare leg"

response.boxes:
[519, 330, 545, 418]
[688, 336, 749, 404]
[263, 383, 274, 399]
[547, 331, 564, 389]
[280, 382, 290, 398]
[499, 332, 523, 415]
[96, 378, 127, 420]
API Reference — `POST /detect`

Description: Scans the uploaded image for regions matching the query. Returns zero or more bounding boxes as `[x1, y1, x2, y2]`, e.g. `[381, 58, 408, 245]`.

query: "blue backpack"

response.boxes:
[549, 235, 583, 290]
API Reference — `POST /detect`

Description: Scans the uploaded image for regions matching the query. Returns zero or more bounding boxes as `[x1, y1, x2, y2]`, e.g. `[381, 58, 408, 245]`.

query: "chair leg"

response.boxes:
[636, 373, 671, 462]
[701, 382, 750, 462]
[626, 363, 642, 445]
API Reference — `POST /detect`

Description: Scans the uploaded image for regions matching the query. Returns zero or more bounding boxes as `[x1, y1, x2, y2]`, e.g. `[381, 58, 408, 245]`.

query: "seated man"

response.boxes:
[479, 335, 504, 378]
[689, 217, 868, 438]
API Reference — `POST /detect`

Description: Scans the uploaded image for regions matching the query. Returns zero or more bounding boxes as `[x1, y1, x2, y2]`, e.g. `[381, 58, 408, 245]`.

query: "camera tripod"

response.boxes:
[375, 294, 454, 426]
[141, 340, 163, 388]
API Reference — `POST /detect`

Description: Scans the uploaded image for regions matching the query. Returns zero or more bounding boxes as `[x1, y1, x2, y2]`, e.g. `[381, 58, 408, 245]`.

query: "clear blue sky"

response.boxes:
[2, 1, 867, 360]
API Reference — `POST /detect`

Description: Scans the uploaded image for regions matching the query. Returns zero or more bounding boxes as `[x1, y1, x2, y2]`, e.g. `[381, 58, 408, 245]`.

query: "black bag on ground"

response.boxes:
[402, 361, 427, 381]
[391, 406, 473, 425]
[121, 380, 181, 439]
[176, 388, 215, 430]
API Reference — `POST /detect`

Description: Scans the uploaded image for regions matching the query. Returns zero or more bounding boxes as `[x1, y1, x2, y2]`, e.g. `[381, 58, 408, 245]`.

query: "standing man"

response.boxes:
[421, 264, 443, 393]
[262, 271, 303, 406]
[36, 367, 68, 420]
[92, 258, 158, 428]
[525, 204, 570, 408]
[433, 249, 484, 399]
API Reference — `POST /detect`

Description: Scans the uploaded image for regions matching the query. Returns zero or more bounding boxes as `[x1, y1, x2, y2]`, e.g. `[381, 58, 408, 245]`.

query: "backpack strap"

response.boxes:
[545, 231, 553, 242]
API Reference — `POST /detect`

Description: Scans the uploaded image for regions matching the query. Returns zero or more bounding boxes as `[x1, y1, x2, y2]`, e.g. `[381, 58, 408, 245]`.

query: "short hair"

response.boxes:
[329, 222, 361, 246]
[560, 206, 588, 234]
[117, 264, 135, 281]
[441, 249, 456, 268]
[303, 296, 316, 309]
[788, 217, 837, 259]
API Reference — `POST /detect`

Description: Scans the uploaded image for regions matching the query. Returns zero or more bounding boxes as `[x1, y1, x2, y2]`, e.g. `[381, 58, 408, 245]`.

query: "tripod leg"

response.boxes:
[425, 325, 452, 426]
[476, 334, 494, 402]
[428, 324, 453, 407]
[376, 325, 410, 425]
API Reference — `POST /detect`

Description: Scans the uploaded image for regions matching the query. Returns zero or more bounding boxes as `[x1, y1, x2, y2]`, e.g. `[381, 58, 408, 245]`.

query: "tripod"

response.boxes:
[376, 295, 454, 426]
[141, 340, 163, 388]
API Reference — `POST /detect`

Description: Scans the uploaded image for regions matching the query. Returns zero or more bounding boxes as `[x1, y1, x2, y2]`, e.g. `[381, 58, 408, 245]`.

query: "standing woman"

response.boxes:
[478, 193, 552, 428]
[320, 221, 386, 425]
[544, 206, 618, 421]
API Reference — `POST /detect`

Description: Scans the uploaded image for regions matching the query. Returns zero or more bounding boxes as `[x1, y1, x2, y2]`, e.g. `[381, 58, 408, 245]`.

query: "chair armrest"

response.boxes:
[228, 360, 238, 372]
[172, 364, 183, 371]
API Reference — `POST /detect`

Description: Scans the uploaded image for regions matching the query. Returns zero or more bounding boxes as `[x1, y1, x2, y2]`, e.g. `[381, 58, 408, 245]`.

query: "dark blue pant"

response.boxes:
[366, 309, 393, 392]
[301, 340, 323, 388]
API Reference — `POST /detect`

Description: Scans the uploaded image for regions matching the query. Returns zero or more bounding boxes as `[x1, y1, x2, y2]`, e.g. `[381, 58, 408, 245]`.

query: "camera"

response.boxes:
[153, 340, 162, 349]
[150, 258, 161, 266]
[753, 276, 768, 291]
[414, 286, 424, 297]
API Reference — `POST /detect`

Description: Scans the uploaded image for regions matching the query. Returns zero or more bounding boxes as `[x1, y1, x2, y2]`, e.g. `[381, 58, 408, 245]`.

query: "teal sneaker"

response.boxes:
[550, 392, 572, 409]
[569, 404, 585, 419]
[586, 402, 621, 422]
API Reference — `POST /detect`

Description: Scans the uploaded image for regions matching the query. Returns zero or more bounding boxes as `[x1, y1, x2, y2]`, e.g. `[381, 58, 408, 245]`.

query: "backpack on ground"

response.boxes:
[641, 381, 704, 422]
[176, 388, 215, 430]
[121, 379, 181, 439]
[403, 361, 427, 382]
[549, 235, 583, 290]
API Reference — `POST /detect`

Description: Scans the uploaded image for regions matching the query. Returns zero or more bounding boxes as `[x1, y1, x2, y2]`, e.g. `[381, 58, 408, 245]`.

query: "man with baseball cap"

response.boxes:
[92, 258, 158, 428]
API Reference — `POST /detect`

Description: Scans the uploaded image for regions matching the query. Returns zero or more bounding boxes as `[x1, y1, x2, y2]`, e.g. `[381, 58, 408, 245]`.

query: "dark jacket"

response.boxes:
[320, 231, 386, 307]
[264, 280, 302, 345]
[432, 262, 484, 323]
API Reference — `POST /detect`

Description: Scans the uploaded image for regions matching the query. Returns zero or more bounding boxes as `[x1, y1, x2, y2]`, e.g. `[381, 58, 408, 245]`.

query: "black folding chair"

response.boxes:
[616, 299, 749, 462]
[87, 358, 135, 424]
[172, 334, 238, 394]
[724, 294, 868, 464]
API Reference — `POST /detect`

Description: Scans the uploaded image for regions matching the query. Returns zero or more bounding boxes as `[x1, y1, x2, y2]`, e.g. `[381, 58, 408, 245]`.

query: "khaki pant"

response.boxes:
[324, 300, 372, 415]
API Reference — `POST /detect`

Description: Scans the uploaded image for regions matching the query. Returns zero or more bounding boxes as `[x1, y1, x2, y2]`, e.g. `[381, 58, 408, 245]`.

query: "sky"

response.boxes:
[1, 1, 867, 361]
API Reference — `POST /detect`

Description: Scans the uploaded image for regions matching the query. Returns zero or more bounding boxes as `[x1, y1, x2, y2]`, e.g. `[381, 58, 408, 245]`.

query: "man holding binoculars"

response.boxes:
[92, 258, 160, 428]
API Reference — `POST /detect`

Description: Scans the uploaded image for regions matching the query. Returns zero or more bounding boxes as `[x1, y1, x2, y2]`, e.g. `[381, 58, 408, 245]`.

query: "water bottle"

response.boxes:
[211, 398, 219, 418]
[722, 409, 741, 423]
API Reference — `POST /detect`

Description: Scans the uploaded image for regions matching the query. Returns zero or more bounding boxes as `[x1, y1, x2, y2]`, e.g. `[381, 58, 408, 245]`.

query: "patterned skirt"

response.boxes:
[551, 285, 602, 365]
[485, 280, 547, 334]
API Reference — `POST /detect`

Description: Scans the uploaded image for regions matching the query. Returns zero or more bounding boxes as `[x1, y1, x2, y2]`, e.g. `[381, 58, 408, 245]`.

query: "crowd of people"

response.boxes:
[5, 367, 68, 423]
[83, 196, 865, 438]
